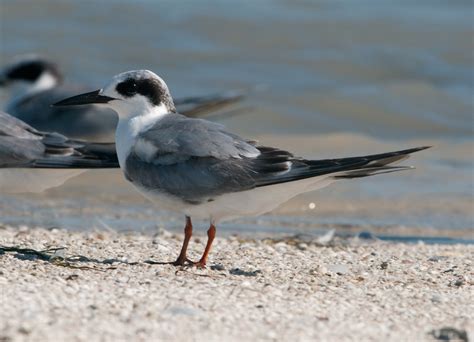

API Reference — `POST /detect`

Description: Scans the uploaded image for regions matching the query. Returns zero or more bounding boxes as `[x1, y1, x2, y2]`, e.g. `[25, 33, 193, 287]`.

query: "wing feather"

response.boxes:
[0, 111, 118, 168]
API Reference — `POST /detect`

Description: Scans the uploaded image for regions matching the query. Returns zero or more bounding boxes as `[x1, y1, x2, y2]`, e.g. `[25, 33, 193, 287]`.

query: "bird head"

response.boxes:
[0, 55, 62, 98]
[54, 70, 176, 119]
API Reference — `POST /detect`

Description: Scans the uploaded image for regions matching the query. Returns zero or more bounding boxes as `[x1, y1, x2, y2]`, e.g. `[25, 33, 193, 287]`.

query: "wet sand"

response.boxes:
[0, 226, 472, 341]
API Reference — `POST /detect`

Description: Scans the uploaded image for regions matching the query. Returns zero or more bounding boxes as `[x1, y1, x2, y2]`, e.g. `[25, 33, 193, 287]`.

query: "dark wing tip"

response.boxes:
[393, 146, 432, 155]
[254, 145, 432, 187]
[412, 146, 432, 152]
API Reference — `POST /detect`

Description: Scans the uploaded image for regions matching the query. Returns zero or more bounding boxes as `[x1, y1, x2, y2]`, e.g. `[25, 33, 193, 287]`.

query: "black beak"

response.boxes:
[53, 89, 116, 106]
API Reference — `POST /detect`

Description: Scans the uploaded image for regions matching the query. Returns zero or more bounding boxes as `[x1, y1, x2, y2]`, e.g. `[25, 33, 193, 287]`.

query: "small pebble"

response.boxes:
[210, 264, 225, 271]
[65, 274, 79, 281]
[428, 256, 448, 262]
[327, 264, 349, 275]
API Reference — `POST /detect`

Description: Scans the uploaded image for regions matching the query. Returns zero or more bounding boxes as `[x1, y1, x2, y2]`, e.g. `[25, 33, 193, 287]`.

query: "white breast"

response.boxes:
[115, 119, 137, 169]
[115, 111, 167, 169]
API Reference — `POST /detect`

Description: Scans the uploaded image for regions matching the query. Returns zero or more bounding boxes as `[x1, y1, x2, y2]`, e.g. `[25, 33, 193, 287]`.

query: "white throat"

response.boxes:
[114, 103, 170, 169]
[6, 72, 58, 111]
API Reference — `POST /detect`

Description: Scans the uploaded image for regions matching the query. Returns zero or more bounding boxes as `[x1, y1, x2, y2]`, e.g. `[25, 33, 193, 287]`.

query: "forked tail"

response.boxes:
[254, 146, 431, 187]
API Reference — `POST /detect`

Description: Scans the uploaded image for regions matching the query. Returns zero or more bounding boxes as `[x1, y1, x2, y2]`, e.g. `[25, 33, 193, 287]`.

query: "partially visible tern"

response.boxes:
[0, 55, 245, 141]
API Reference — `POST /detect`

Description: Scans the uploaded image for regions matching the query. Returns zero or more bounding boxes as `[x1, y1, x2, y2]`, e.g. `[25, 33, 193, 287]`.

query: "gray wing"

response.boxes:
[126, 114, 429, 204]
[0, 111, 118, 168]
[125, 114, 260, 203]
[0, 110, 40, 139]
[138, 114, 259, 161]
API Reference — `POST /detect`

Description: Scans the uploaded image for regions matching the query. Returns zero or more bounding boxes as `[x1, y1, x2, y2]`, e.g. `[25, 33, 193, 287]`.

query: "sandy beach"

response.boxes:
[0, 225, 472, 342]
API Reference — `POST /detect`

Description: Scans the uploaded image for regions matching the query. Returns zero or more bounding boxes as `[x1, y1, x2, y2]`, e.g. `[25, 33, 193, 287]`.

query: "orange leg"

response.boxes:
[173, 216, 193, 266]
[194, 224, 216, 268]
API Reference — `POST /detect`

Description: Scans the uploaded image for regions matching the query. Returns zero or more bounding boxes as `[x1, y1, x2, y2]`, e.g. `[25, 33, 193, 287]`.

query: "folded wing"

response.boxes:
[0, 111, 118, 169]
[125, 113, 429, 204]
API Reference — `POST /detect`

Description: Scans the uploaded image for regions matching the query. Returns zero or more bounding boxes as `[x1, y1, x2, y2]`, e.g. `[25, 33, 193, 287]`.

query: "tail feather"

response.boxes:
[255, 146, 430, 187]
[366, 154, 409, 167]
[316, 146, 430, 180]
[334, 165, 414, 179]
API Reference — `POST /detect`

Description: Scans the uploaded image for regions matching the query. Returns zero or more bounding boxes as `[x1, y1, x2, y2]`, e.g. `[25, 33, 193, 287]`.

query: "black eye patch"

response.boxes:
[115, 78, 138, 97]
[115, 78, 164, 106]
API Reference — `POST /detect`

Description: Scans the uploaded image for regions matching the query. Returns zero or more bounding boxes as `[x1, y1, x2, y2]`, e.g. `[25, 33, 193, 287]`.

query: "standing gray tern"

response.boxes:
[0, 111, 118, 193]
[0, 55, 245, 141]
[55, 70, 430, 267]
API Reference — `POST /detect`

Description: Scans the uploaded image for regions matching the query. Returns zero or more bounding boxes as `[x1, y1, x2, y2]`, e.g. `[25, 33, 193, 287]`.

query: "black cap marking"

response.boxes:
[115, 77, 176, 111]
[6, 60, 62, 83]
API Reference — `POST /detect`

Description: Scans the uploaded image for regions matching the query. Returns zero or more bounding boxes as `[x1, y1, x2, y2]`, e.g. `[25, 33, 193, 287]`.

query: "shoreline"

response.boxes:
[1, 226, 472, 341]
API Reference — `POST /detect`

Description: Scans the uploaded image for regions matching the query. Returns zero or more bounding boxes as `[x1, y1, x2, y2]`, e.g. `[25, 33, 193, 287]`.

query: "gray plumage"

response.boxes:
[139, 114, 260, 161]
[125, 114, 259, 202]
[0, 111, 118, 169]
[124, 113, 429, 204]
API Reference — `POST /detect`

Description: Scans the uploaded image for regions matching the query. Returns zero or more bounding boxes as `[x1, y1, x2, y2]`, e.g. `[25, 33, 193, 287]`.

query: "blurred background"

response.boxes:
[0, 0, 472, 240]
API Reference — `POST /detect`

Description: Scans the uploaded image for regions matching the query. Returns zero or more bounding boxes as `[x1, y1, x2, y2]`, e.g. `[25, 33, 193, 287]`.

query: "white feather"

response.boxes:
[115, 107, 169, 169]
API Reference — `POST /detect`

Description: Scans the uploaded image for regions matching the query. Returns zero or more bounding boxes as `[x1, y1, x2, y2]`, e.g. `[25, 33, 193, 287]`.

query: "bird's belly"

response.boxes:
[132, 183, 190, 214]
[186, 175, 335, 222]
[129, 174, 335, 222]
[0, 169, 85, 193]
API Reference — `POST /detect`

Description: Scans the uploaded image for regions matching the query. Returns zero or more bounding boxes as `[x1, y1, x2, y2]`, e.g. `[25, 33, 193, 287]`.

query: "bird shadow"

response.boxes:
[0, 245, 140, 271]
[2, 246, 262, 277]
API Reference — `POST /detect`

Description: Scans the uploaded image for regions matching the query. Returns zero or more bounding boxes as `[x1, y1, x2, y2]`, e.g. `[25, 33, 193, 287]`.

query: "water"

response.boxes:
[0, 0, 473, 238]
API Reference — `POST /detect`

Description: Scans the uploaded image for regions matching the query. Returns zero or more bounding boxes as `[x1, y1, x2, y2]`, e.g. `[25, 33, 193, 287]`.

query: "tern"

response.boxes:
[0, 111, 118, 193]
[55, 70, 429, 267]
[0, 55, 245, 141]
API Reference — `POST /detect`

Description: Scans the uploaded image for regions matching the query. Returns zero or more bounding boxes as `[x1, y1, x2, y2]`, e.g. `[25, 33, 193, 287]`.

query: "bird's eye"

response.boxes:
[116, 78, 138, 97]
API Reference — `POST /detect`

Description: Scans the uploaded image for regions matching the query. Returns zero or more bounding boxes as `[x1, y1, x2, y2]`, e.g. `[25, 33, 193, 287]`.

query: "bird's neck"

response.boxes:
[115, 108, 169, 169]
